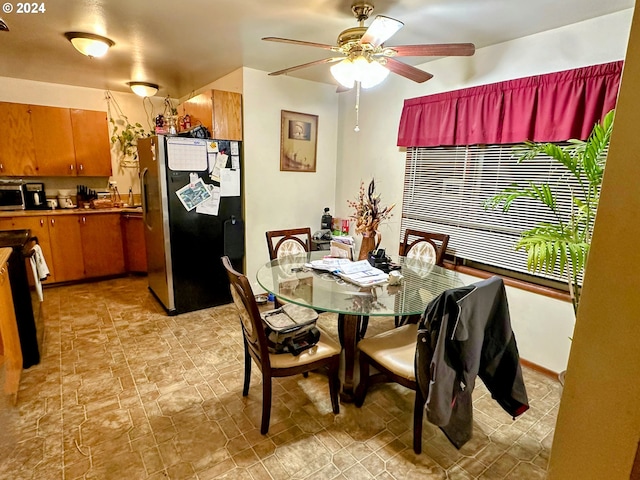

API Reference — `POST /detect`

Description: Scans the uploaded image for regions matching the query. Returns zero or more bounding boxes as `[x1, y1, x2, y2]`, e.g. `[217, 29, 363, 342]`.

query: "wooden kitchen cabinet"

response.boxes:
[48, 215, 85, 282]
[0, 102, 111, 177]
[179, 90, 242, 140]
[80, 213, 125, 277]
[1, 210, 134, 285]
[0, 215, 57, 284]
[121, 213, 147, 273]
[0, 102, 37, 176]
[70, 109, 112, 176]
[0, 248, 22, 404]
[30, 105, 77, 176]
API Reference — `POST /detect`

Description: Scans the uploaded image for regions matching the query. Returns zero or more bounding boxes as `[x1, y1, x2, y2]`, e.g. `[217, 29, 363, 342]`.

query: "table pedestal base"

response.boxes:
[337, 313, 365, 403]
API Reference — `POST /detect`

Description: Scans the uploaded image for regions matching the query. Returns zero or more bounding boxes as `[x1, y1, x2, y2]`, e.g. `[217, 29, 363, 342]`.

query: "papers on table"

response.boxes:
[329, 241, 354, 260]
[305, 259, 389, 287]
[306, 258, 352, 273]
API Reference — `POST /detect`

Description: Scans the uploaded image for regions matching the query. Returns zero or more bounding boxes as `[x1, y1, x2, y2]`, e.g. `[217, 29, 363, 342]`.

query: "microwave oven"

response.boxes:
[0, 183, 26, 211]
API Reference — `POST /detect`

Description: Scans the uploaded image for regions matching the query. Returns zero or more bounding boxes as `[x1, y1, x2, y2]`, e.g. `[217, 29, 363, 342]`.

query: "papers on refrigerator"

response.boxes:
[220, 168, 240, 197]
[195, 184, 221, 216]
[167, 137, 208, 171]
[209, 153, 229, 183]
[175, 178, 211, 211]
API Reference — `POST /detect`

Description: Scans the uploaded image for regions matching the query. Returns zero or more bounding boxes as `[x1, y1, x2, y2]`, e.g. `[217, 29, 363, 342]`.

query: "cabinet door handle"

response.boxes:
[0, 163, 3, 171]
[70, 164, 74, 172]
[82, 217, 86, 225]
[79, 164, 84, 172]
[51, 218, 55, 226]
[40, 219, 44, 227]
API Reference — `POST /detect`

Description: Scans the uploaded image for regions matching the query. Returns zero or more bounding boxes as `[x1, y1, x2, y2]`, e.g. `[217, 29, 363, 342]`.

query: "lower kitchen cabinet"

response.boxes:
[121, 213, 147, 273]
[48, 215, 84, 282]
[80, 213, 125, 277]
[0, 215, 57, 284]
[1, 211, 135, 284]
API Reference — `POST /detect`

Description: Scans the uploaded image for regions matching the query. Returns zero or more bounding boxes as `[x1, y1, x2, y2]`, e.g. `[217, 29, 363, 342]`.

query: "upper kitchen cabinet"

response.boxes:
[0, 103, 112, 177]
[29, 105, 77, 176]
[0, 102, 37, 176]
[70, 109, 112, 176]
[180, 90, 242, 140]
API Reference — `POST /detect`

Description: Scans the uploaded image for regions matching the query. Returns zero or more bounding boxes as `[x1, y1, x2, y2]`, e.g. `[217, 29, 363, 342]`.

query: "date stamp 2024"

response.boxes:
[2, 2, 46, 14]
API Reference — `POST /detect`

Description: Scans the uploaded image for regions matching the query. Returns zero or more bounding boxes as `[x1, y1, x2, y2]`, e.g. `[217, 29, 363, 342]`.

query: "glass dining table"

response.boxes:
[256, 251, 464, 402]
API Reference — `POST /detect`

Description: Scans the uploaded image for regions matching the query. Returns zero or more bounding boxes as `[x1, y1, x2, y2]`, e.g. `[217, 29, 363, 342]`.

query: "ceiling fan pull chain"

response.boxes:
[354, 81, 361, 132]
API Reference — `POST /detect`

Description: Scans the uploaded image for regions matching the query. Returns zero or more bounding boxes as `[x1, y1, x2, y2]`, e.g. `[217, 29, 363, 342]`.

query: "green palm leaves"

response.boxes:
[485, 109, 615, 314]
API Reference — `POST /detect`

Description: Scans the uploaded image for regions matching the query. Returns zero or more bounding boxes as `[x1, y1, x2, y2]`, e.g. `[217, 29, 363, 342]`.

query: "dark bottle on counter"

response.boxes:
[321, 207, 332, 230]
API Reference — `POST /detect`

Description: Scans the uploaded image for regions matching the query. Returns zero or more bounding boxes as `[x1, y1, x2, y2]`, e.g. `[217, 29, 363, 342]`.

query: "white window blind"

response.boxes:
[401, 144, 591, 284]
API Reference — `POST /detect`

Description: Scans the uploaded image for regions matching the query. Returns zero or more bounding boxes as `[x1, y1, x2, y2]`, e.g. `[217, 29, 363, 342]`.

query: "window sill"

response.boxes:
[444, 262, 572, 303]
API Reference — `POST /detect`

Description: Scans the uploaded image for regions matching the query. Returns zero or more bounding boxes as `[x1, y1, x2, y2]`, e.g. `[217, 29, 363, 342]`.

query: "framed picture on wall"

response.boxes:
[280, 110, 318, 172]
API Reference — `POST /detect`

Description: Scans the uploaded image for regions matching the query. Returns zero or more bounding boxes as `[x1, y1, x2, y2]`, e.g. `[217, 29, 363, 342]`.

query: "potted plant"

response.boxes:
[485, 109, 615, 316]
[105, 92, 150, 170]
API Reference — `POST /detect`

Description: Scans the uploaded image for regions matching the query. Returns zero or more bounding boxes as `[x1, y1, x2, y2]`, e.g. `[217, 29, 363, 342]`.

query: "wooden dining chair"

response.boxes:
[265, 227, 313, 308]
[396, 229, 451, 327]
[266, 227, 313, 260]
[221, 255, 341, 434]
[354, 323, 425, 453]
[400, 229, 450, 267]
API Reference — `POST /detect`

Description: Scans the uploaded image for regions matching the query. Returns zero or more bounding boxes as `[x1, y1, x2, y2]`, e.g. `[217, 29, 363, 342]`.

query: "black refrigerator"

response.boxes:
[138, 135, 244, 315]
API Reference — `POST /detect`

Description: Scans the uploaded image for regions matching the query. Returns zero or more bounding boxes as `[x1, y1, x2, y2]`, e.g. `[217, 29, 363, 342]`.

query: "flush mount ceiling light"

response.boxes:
[64, 32, 114, 58]
[127, 81, 159, 97]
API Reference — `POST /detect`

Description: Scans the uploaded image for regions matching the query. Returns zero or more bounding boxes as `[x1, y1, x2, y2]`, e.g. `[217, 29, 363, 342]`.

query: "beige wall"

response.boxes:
[241, 68, 339, 290]
[548, 3, 640, 478]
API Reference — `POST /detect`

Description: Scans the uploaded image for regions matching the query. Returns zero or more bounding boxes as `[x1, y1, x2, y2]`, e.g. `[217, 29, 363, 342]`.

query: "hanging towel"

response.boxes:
[29, 244, 50, 302]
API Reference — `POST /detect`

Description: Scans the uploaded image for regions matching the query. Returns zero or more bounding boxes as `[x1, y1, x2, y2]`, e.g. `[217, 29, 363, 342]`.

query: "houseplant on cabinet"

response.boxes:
[485, 109, 614, 316]
[105, 92, 149, 170]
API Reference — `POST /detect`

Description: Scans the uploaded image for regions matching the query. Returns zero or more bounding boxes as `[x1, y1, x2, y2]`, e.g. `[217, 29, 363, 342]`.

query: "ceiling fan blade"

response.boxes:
[390, 43, 476, 57]
[360, 15, 404, 48]
[268, 57, 344, 76]
[262, 37, 335, 50]
[385, 58, 433, 83]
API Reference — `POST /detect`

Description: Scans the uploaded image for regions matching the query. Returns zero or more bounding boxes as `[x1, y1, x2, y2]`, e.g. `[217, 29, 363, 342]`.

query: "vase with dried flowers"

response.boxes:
[348, 178, 395, 260]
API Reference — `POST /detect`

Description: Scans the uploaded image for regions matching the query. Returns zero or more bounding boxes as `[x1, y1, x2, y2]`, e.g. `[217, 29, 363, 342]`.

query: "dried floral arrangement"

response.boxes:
[347, 178, 395, 236]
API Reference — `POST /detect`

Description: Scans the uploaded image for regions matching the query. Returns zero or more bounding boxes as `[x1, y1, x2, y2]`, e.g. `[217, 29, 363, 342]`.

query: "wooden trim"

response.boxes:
[520, 358, 562, 381]
[446, 263, 571, 303]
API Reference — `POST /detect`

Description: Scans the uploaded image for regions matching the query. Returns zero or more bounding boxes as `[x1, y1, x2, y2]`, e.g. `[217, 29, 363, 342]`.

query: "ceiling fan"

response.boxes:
[263, 2, 475, 90]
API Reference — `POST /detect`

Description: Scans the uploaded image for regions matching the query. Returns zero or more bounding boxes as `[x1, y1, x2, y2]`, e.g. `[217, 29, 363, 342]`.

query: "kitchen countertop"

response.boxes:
[0, 207, 143, 218]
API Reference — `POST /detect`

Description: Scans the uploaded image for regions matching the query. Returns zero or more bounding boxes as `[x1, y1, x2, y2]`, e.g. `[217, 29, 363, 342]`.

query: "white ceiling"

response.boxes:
[0, 0, 634, 98]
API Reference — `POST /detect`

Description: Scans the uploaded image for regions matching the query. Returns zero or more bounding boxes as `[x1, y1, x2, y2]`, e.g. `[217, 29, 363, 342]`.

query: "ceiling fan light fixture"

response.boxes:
[330, 59, 356, 89]
[64, 32, 114, 58]
[359, 59, 389, 88]
[128, 81, 159, 97]
[332, 56, 389, 89]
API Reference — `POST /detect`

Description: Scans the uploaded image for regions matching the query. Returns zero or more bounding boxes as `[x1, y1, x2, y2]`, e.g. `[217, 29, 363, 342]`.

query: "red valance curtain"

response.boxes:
[397, 61, 623, 147]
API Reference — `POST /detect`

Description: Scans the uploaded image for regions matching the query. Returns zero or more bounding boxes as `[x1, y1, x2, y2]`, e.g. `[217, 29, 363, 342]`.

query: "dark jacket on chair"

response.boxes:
[415, 276, 529, 449]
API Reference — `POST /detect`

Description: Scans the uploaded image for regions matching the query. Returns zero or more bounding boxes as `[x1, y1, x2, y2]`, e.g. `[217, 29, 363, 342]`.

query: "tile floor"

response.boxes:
[0, 276, 561, 479]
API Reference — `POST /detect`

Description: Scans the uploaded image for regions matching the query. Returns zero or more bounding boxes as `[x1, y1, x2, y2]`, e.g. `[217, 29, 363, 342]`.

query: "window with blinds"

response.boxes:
[401, 144, 590, 286]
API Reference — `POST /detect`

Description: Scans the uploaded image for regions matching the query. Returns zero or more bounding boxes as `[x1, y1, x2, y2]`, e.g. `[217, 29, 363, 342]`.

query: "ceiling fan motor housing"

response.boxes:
[351, 3, 374, 22]
[337, 27, 368, 48]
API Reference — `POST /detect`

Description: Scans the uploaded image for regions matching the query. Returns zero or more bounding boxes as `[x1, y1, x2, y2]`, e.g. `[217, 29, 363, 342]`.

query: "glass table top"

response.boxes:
[256, 251, 465, 317]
